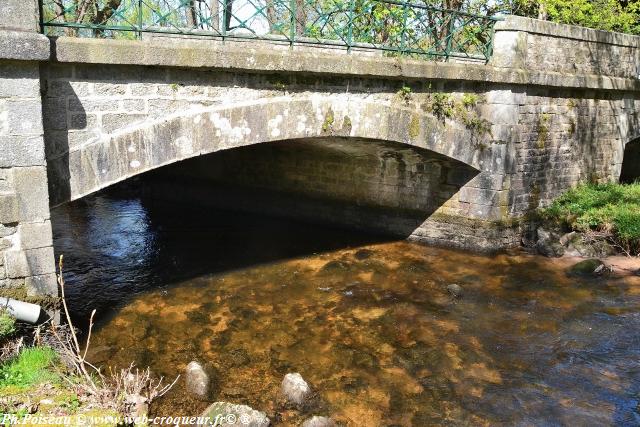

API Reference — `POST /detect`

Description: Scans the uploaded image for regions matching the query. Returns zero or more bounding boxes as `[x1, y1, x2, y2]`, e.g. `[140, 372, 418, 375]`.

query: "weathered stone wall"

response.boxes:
[41, 61, 522, 249]
[0, 0, 58, 305]
[510, 88, 639, 214]
[39, 31, 640, 251]
[493, 16, 640, 79]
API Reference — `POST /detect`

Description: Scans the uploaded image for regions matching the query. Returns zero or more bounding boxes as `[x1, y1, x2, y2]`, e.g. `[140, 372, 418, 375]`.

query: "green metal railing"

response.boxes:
[39, 0, 499, 62]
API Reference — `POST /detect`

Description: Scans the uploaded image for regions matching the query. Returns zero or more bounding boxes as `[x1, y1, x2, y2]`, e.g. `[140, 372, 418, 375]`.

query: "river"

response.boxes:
[51, 187, 640, 426]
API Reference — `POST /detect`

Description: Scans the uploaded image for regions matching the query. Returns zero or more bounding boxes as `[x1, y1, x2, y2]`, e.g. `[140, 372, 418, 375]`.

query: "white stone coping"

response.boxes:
[0, 30, 50, 61]
[49, 36, 640, 92]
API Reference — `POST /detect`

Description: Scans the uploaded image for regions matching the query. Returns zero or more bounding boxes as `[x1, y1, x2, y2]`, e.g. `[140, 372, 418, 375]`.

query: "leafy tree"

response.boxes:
[512, 0, 640, 35]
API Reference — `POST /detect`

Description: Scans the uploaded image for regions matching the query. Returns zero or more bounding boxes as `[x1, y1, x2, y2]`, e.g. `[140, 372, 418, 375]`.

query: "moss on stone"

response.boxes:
[322, 108, 334, 133]
[537, 113, 550, 149]
[342, 115, 352, 134]
[409, 114, 420, 138]
[0, 288, 60, 310]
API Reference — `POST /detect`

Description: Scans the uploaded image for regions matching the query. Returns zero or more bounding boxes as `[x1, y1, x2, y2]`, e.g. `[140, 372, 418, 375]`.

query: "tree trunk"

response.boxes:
[537, 2, 548, 20]
[266, 0, 276, 33]
[294, 0, 306, 36]
[210, 0, 220, 31]
[185, 0, 198, 28]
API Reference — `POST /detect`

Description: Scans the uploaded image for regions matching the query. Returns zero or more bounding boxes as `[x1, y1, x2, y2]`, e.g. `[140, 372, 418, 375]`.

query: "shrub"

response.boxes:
[541, 182, 640, 254]
[0, 310, 15, 341]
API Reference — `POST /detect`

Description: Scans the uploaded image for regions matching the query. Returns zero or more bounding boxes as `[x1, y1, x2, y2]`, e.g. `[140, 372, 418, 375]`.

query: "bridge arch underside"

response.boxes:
[47, 98, 515, 250]
[46, 98, 489, 205]
[139, 137, 478, 239]
[620, 138, 640, 183]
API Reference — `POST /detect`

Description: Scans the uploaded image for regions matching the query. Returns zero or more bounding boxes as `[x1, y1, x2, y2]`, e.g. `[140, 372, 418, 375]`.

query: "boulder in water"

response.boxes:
[536, 227, 565, 257]
[567, 259, 608, 277]
[281, 372, 311, 406]
[198, 402, 269, 427]
[446, 284, 463, 298]
[302, 416, 335, 427]
[185, 361, 212, 400]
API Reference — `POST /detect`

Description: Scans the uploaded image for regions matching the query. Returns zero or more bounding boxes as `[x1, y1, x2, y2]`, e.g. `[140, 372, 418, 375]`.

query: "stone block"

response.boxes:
[479, 104, 519, 125]
[0, 135, 46, 167]
[0, 30, 49, 61]
[0, 0, 39, 31]
[4, 246, 55, 278]
[42, 98, 68, 131]
[6, 100, 44, 135]
[93, 83, 129, 96]
[12, 166, 50, 221]
[0, 224, 16, 238]
[0, 277, 24, 289]
[69, 113, 97, 130]
[0, 193, 19, 223]
[102, 113, 147, 133]
[485, 90, 525, 105]
[490, 30, 527, 69]
[25, 273, 57, 297]
[68, 98, 119, 113]
[0, 63, 40, 97]
[19, 220, 53, 249]
[0, 238, 11, 251]
[121, 99, 146, 112]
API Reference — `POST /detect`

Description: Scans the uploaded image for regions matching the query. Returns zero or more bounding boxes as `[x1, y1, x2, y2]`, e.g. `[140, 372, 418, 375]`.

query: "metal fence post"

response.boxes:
[290, 0, 296, 46]
[138, 0, 143, 39]
[444, 11, 455, 60]
[347, 0, 354, 52]
[221, 0, 227, 40]
[400, 1, 408, 55]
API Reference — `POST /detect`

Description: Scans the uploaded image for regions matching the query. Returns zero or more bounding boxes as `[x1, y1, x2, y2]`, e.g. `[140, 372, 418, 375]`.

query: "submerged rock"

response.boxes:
[536, 227, 565, 257]
[567, 259, 607, 277]
[281, 372, 311, 406]
[198, 402, 269, 427]
[302, 416, 335, 427]
[185, 361, 212, 400]
[446, 284, 463, 298]
[354, 249, 374, 260]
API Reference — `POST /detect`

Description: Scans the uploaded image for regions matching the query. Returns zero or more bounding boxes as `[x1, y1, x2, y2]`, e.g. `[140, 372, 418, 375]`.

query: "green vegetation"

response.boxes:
[513, 0, 640, 35]
[397, 86, 412, 103]
[0, 310, 16, 340]
[429, 93, 456, 119]
[541, 182, 640, 253]
[322, 109, 335, 133]
[0, 347, 58, 389]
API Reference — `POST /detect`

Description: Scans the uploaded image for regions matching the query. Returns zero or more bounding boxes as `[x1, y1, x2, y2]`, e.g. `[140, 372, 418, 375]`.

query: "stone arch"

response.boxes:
[47, 96, 492, 205]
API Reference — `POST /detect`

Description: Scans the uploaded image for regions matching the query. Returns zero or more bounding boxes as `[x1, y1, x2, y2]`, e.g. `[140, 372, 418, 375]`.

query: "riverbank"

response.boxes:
[0, 263, 176, 426]
[534, 182, 640, 257]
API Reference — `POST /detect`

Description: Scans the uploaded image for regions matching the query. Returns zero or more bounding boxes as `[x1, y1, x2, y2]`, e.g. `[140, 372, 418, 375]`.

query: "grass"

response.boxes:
[0, 347, 59, 389]
[0, 310, 16, 340]
[541, 182, 640, 254]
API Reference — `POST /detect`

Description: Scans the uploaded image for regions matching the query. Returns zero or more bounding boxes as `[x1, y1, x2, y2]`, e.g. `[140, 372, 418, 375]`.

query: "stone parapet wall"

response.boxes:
[0, 0, 58, 304]
[493, 15, 640, 79]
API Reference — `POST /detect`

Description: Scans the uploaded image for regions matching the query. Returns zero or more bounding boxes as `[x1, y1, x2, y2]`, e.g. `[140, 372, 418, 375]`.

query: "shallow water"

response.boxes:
[52, 191, 640, 426]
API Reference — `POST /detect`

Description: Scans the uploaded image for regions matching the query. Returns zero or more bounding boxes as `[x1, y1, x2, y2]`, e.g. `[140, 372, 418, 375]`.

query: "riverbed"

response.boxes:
[51, 189, 640, 426]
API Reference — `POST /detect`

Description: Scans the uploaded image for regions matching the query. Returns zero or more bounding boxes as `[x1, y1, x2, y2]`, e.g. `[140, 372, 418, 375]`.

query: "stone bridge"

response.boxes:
[1, 0, 640, 302]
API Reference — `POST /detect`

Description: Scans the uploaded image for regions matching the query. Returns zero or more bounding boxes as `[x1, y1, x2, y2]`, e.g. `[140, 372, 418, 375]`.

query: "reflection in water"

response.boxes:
[52, 192, 640, 426]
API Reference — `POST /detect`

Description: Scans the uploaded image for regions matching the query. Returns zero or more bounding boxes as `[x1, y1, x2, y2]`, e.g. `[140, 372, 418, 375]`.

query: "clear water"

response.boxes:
[52, 191, 640, 426]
